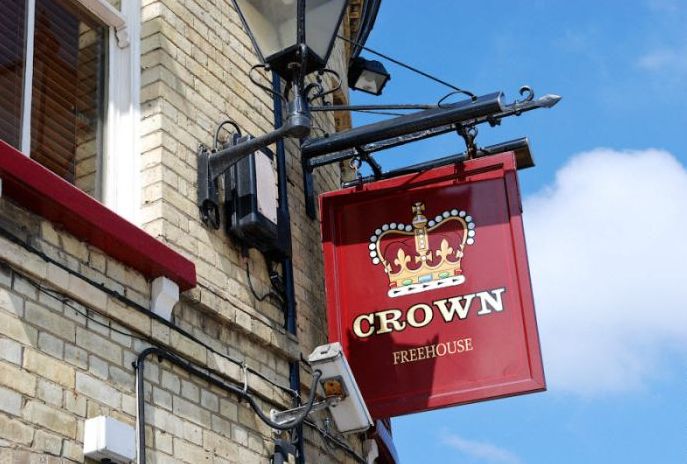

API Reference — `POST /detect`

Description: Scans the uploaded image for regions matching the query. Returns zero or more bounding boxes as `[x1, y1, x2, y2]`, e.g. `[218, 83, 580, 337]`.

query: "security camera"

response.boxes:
[307, 342, 373, 434]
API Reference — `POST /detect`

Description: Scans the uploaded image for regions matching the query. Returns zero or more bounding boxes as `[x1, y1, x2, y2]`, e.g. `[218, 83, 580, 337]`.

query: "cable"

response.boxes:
[3, 261, 364, 461]
[213, 120, 242, 150]
[338, 34, 477, 100]
[351, 109, 405, 117]
[304, 418, 367, 464]
[245, 260, 269, 302]
[0, 225, 297, 398]
[1, 227, 376, 464]
[244, 258, 284, 305]
[34, 282, 135, 339]
[135, 347, 322, 438]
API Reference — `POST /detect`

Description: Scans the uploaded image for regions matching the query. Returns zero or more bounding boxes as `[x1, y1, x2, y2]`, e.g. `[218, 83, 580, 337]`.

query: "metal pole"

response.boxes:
[301, 92, 504, 159]
[340, 138, 532, 188]
[304, 93, 559, 170]
[208, 124, 291, 179]
[309, 104, 437, 112]
[272, 72, 306, 464]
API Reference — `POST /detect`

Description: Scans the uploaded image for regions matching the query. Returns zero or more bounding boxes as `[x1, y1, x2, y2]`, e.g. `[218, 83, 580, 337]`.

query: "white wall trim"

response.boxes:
[74, 0, 129, 47]
[150, 277, 180, 322]
[20, 0, 36, 156]
[102, 0, 141, 224]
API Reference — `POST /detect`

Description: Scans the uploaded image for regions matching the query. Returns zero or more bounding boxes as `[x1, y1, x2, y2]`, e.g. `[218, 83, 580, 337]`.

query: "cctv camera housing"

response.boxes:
[308, 342, 373, 434]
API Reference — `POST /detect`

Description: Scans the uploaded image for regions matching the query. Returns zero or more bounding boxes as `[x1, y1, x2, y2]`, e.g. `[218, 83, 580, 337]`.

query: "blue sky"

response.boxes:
[348, 1, 687, 462]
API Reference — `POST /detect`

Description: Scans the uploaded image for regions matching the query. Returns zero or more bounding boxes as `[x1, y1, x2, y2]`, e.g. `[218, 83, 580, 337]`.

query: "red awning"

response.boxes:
[0, 140, 196, 291]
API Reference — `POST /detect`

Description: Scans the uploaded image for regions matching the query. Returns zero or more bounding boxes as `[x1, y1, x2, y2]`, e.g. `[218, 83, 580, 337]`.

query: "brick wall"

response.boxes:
[137, 0, 348, 352]
[136, 0, 351, 409]
[0, 1, 369, 462]
[0, 193, 363, 462]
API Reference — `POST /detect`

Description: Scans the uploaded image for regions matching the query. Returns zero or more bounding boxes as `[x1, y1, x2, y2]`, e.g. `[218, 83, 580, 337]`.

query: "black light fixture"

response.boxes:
[232, 0, 348, 78]
[198, 0, 351, 232]
[198, 0, 561, 253]
[348, 56, 390, 96]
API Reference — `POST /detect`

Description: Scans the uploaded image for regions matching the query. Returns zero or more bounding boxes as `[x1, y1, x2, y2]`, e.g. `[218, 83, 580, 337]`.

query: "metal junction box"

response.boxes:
[225, 135, 287, 258]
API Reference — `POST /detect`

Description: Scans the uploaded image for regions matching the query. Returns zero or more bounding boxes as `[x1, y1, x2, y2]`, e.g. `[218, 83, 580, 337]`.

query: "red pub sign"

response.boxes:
[320, 152, 545, 418]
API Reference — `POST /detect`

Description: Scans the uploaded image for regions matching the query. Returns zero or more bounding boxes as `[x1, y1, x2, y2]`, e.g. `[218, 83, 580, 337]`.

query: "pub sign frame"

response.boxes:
[320, 152, 545, 418]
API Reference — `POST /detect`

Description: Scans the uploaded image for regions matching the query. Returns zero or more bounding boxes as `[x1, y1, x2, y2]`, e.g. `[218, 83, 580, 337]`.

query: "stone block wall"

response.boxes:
[136, 0, 348, 352]
[0, 1, 371, 462]
[0, 193, 363, 462]
[136, 0, 352, 414]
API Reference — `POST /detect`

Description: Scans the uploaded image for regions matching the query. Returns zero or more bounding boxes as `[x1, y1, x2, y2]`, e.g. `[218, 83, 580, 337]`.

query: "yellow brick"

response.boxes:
[66, 273, 108, 310]
[24, 301, 75, 342]
[23, 400, 77, 438]
[169, 330, 206, 365]
[0, 311, 38, 345]
[46, 263, 70, 290]
[23, 350, 75, 389]
[59, 234, 89, 262]
[0, 239, 47, 281]
[0, 414, 34, 445]
[105, 297, 151, 336]
[0, 362, 36, 396]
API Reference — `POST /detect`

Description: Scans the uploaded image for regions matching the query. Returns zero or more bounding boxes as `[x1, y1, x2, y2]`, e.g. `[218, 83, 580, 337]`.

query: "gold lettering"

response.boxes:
[393, 351, 403, 365]
[376, 309, 407, 334]
[436, 343, 447, 357]
[352, 313, 375, 338]
[476, 288, 506, 315]
[400, 351, 410, 364]
[391, 338, 474, 365]
[407, 303, 433, 328]
[434, 294, 476, 321]
[447, 340, 457, 354]
[409, 348, 418, 362]
[417, 348, 426, 360]
[456, 339, 466, 352]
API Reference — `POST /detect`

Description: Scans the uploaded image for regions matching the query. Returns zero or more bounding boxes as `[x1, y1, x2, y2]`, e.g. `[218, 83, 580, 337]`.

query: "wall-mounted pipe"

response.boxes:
[133, 347, 321, 464]
[271, 72, 306, 464]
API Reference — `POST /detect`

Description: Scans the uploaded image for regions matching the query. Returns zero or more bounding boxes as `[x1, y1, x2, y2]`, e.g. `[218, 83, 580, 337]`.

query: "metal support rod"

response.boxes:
[301, 92, 504, 159]
[309, 103, 437, 112]
[306, 124, 451, 170]
[271, 398, 336, 427]
[359, 152, 383, 179]
[272, 72, 306, 464]
[208, 123, 291, 179]
[341, 137, 532, 188]
[337, 34, 476, 99]
[305, 93, 560, 170]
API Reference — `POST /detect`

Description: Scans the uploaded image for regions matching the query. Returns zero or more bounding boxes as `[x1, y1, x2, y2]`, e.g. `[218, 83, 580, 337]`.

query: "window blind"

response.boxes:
[0, 0, 26, 150]
[31, 0, 106, 192]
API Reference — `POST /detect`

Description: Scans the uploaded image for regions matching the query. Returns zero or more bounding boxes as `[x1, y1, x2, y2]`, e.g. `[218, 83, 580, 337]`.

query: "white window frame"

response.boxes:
[18, 0, 141, 224]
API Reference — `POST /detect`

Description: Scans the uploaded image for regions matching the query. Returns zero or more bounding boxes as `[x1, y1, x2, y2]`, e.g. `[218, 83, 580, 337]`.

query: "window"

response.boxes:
[1, 0, 141, 223]
[0, 0, 27, 150]
[1, 0, 107, 197]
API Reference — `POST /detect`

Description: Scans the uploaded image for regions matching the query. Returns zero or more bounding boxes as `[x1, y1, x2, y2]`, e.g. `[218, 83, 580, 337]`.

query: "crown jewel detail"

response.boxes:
[369, 202, 476, 297]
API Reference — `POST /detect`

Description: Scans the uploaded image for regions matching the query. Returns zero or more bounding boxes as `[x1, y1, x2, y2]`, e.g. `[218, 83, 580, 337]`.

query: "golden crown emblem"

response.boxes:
[369, 202, 476, 298]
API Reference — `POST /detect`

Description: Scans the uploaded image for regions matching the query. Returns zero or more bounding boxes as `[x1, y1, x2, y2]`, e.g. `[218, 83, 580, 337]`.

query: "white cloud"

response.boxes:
[636, 2, 687, 75]
[442, 433, 520, 464]
[637, 47, 687, 73]
[524, 148, 687, 395]
[646, 0, 682, 14]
